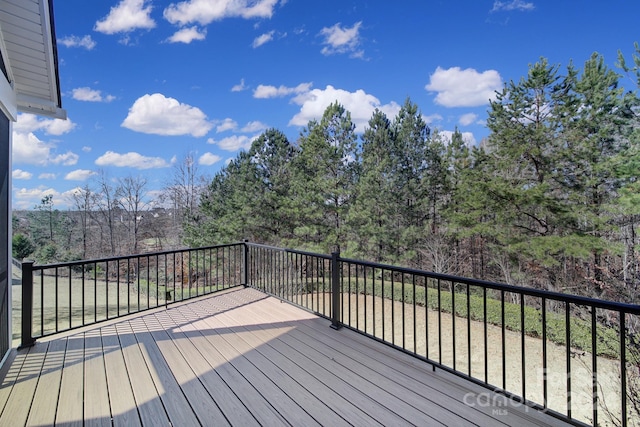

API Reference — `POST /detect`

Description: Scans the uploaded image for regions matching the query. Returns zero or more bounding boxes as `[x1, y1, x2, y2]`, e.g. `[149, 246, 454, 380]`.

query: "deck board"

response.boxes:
[227, 292, 467, 425]
[140, 314, 230, 426]
[26, 339, 66, 427]
[177, 297, 346, 427]
[83, 330, 111, 427]
[197, 294, 427, 425]
[258, 298, 505, 426]
[257, 292, 563, 427]
[127, 318, 201, 426]
[163, 298, 291, 426]
[0, 287, 573, 426]
[100, 325, 141, 427]
[149, 310, 259, 426]
[55, 335, 83, 426]
[0, 346, 27, 416]
[0, 342, 45, 426]
[115, 322, 170, 426]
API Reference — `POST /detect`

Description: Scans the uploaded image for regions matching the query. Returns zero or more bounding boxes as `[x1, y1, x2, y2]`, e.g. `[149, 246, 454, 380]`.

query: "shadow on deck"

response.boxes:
[0, 287, 571, 426]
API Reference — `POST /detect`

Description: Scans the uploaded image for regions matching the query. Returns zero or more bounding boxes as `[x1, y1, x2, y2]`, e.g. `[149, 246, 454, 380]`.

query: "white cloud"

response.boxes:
[241, 121, 267, 133]
[231, 78, 248, 92]
[95, 0, 156, 34]
[216, 118, 238, 133]
[252, 30, 274, 48]
[13, 187, 59, 209]
[65, 169, 98, 181]
[12, 169, 32, 180]
[46, 119, 77, 136]
[72, 87, 116, 102]
[58, 35, 96, 50]
[12, 116, 78, 166]
[14, 113, 76, 136]
[253, 82, 312, 99]
[163, 0, 280, 26]
[425, 66, 502, 107]
[12, 133, 51, 165]
[39, 173, 57, 180]
[122, 93, 213, 137]
[82, 146, 92, 153]
[208, 135, 256, 151]
[50, 152, 80, 166]
[438, 130, 477, 146]
[95, 151, 171, 169]
[491, 0, 535, 12]
[459, 113, 479, 126]
[167, 26, 207, 43]
[319, 21, 363, 58]
[198, 152, 222, 166]
[423, 113, 443, 124]
[289, 85, 400, 133]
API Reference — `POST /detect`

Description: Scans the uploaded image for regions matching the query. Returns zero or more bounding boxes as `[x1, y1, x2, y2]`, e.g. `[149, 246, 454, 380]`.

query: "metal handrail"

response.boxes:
[20, 240, 640, 426]
[243, 242, 640, 427]
[20, 243, 245, 348]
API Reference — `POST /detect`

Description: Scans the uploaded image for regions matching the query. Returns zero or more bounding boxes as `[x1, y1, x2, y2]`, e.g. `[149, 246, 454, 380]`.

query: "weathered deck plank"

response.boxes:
[0, 287, 574, 426]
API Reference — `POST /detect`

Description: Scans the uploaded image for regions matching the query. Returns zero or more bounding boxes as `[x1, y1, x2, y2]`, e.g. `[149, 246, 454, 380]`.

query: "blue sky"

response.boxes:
[10, 0, 640, 209]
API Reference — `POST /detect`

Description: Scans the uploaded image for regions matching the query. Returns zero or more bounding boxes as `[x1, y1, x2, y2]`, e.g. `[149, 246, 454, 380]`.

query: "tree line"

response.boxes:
[11, 51, 640, 303]
[12, 159, 206, 263]
[185, 53, 640, 303]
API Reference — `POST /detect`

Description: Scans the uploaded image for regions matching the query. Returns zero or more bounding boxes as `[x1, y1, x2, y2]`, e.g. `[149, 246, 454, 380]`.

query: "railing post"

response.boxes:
[242, 240, 249, 287]
[330, 251, 342, 330]
[19, 260, 35, 349]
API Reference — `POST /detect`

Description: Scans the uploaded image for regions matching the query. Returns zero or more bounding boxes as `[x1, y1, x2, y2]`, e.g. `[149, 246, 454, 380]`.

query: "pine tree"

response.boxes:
[350, 109, 396, 261]
[391, 98, 430, 265]
[557, 53, 637, 295]
[247, 129, 298, 244]
[481, 58, 576, 288]
[292, 102, 358, 253]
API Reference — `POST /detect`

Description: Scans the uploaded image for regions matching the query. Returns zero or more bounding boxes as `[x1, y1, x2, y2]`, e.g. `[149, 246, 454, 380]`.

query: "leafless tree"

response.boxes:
[161, 153, 208, 247]
[117, 174, 149, 254]
[94, 171, 120, 256]
[70, 184, 94, 259]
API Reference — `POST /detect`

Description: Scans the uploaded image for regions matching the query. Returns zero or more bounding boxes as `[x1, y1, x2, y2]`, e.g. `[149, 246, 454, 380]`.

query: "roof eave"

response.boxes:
[17, 93, 66, 120]
[0, 0, 66, 120]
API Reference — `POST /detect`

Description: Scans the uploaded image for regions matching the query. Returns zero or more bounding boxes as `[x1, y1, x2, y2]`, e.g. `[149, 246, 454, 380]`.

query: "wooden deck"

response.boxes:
[0, 287, 572, 426]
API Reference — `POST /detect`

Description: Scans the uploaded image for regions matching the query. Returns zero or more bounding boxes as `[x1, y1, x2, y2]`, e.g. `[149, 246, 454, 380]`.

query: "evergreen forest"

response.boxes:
[185, 53, 640, 304]
[14, 52, 640, 305]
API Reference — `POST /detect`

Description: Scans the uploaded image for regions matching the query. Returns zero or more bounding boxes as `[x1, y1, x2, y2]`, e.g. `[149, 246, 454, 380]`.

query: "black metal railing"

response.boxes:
[243, 243, 640, 427]
[20, 241, 640, 426]
[20, 243, 244, 347]
[245, 243, 334, 320]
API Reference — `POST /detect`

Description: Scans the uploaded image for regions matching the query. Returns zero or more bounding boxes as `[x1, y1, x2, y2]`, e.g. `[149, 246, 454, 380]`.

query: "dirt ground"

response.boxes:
[322, 293, 636, 427]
